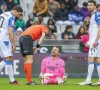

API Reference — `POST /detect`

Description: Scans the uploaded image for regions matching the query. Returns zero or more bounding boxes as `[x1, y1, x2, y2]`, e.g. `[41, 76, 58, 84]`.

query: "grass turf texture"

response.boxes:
[0, 78, 100, 90]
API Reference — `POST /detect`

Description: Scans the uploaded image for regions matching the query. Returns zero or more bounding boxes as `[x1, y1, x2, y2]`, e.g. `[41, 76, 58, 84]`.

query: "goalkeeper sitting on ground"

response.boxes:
[39, 46, 67, 85]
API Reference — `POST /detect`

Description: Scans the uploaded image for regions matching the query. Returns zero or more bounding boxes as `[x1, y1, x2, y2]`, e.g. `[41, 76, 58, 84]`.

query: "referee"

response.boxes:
[19, 25, 49, 85]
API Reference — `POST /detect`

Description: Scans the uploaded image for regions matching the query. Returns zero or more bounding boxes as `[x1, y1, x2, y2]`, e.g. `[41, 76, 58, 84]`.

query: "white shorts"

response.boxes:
[88, 41, 100, 57]
[0, 40, 12, 58]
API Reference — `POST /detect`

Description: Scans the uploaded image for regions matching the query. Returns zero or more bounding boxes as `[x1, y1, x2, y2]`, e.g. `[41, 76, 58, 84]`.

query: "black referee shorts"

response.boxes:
[19, 35, 33, 57]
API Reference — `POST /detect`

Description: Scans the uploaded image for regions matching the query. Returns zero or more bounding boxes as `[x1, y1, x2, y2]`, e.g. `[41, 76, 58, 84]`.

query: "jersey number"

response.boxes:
[0, 16, 4, 27]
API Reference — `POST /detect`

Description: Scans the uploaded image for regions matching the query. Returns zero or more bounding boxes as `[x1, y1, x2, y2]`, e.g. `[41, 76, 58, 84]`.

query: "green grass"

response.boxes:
[0, 78, 100, 90]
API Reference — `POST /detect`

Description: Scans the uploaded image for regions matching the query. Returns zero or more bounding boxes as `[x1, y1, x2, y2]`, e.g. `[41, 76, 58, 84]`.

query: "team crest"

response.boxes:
[48, 62, 49, 64]
[56, 62, 58, 66]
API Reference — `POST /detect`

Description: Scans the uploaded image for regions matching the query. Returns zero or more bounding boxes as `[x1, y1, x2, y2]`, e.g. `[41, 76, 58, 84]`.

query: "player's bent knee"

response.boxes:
[44, 79, 49, 84]
[57, 78, 64, 85]
[88, 57, 94, 62]
[6, 56, 13, 61]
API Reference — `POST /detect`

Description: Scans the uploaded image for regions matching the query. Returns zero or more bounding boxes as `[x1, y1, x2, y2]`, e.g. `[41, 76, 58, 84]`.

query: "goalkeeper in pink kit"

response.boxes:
[39, 46, 67, 85]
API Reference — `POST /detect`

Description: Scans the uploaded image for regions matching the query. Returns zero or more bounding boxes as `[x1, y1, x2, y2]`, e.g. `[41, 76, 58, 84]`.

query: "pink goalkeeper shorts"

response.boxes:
[49, 77, 57, 84]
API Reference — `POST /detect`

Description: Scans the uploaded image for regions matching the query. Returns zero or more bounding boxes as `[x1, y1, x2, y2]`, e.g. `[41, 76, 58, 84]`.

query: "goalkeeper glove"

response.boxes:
[44, 73, 53, 77]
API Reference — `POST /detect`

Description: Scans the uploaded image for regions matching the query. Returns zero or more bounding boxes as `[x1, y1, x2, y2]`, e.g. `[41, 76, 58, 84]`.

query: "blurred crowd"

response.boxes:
[0, 0, 100, 52]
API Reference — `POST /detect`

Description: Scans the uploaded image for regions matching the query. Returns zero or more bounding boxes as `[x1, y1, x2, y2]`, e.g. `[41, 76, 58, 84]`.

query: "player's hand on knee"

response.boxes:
[33, 47, 38, 53]
[93, 41, 98, 47]
[39, 73, 53, 78]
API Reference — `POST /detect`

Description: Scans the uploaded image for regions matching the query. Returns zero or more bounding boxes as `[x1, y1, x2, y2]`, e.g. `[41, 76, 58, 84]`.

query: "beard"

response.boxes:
[51, 53, 57, 57]
[88, 7, 95, 12]
[39, 0, 43, 2]
[51, 55, 56, 57]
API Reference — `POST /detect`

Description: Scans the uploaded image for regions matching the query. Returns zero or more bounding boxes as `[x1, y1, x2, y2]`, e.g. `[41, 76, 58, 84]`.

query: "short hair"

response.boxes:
[53, 46, 61, 53]
[12, 5, 23, 12]
[96, 4, 100, 8]
[66, 25, 72, 30]
[83, 2, 88, 6]
[28, 13, 34, 17]
[60, 2, 65, 5]
[88, 0, 97, 6]
[73, 5, 78, 9]
[51, 34, 57, 39]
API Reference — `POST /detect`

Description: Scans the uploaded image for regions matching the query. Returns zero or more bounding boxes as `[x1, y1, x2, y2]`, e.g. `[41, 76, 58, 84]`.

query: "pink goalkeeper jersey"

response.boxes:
[41, 57, 65, 78]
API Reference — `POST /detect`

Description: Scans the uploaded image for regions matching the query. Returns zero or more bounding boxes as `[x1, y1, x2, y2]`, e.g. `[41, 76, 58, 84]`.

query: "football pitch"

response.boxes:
[0, 78, 100, 90]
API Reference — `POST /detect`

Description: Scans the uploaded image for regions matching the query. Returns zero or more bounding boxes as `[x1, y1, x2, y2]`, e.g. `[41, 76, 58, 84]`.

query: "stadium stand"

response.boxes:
[72, 25, 81, 35]
[23, 10, 32, 22]
[15, 39, 80, 53]
[56, 25, 61, 33]
[27, 2, 35, 11]
[17, 0, 88, 52]
[60, 25, 66, 33]
[8, 0, 98, 53]
[19, 0, 35, 3]
[43, 17, 49, 24]
[20, 2, 28, 11]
